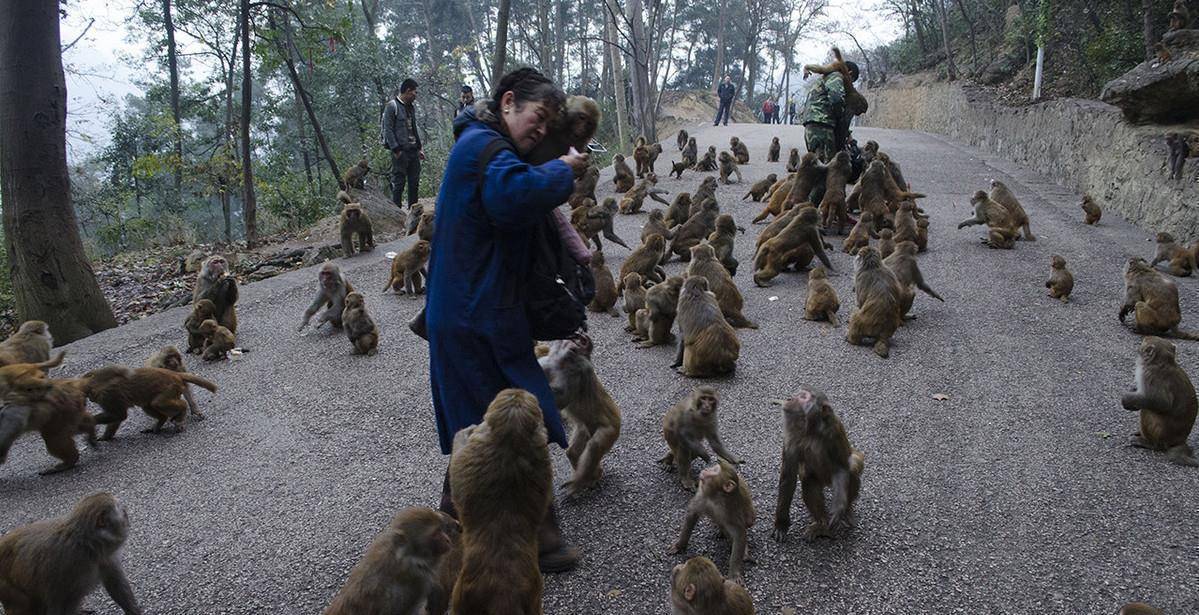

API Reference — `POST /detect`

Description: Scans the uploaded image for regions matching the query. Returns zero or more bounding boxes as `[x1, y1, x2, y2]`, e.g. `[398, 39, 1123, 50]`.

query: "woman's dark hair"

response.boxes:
[490, 67, 565, 113]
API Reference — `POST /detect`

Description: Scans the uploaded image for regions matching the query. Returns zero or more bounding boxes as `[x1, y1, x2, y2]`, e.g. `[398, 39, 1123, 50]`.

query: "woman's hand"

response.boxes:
[559, 147, 590, 176]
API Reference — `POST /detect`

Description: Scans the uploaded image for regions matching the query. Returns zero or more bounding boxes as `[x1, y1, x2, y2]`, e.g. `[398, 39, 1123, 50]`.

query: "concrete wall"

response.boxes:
[859, 78, 1199, 239]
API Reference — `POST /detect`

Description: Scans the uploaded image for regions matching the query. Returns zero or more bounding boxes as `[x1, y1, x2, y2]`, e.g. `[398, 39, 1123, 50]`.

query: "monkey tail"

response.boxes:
[849, 450, 865, 476]
[179, 373, 219, 393]
[1169, 328, 1199, 341]
[902, 191, 927, 200]
[33, 351, 66, 371]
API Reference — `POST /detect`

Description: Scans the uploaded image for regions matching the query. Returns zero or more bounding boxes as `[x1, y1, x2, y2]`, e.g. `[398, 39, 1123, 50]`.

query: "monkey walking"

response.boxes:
[145, 346, 205, 420]
[299, 263, 355, 331]
[0, 320, 53, 366]
[1121, 336, 1198, 467]
[0, 354, 97, 475]
[669, 459, 755, 584]
[383, 240, 431, 296]
[1119, 257, 1199, 340]
[660, 386, 742, 491]
[669, 556, 754, 614]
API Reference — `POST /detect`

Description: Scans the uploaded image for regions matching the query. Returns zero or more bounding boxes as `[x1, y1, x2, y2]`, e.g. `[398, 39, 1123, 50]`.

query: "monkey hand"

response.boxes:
[1120, 394, 1139, 411]
[802, 68, 811, 79]
[667, 541, 686, 555]
[1118, 306, 1131, 323]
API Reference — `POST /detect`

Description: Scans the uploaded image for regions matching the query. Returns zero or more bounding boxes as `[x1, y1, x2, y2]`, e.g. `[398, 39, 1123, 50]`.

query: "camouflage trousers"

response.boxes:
[804, 123, 836, 162]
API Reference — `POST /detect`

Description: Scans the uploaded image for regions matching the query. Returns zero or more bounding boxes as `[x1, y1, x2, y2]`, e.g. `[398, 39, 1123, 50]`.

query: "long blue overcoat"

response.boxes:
[426, 108, 575, 454]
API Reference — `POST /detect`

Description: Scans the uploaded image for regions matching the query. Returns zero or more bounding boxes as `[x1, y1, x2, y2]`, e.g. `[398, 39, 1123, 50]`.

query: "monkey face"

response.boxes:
[1051, 255, 1067, 269]
[319, 265, 341, 289]
[809, 266, 828, 281]
[205, 256, 227, 277]
[698, 461, 738, 494]
[345, 207, 361, 222]
[344, 293, 365, 310]
[690, 243, 715, 261]
[694, 389, 718, 418]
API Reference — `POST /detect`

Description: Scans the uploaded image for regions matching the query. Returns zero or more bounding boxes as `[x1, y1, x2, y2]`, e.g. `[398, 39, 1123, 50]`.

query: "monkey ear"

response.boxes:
[722, 480, 737, 493]
[684, 582, 697, 601]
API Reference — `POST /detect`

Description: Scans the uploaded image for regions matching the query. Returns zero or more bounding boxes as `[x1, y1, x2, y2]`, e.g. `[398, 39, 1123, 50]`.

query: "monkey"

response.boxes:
[587, 250, 620, 316]
[342, 292, 379, 356]
[772, 387, 865, 542]
[0, 492, 142, 614]
[323, 507, 459, 615]
[761, 175, 788, 203]
[1046, 255, 1074, 302]
[762, 153, 826, 224]
[742, 173, 778, 202]
[706, 214, 740, 276]
[1169, 0, 1191, 30]
[643, 209, 678, 244]
[804, 47, 867, 116]
[573, 197, 632, 251]
[1154, 41, 1172, 64]
[875, 151, 910, 193]
[718, 151, 742, 185]
[877, 228, 895, 259]
[1080, 194, 1102, 224]
[668, 198, 721, 264]
[618, 235, 667, 294]
[621, 175, 670, 214]
[634, 276, 683, 348]
[336, 189, 353, 204]
[852, 161, 925, 226]
[538, 336, 622, 496]
[193, 255, 238, 333]
[687, 243, 757, 329]
[1120, 257, 1199, 340]
[692, 176, 719, 211]
[184, 299, 217, 355]
[416, 208, 435, 242]
[144, 346, 204, 420]
[695, 146, 718, 172]
[424, 526, 463, 615]
[1119, 603, 1165, 615]
[818, 151, 853, 234]
[673, 277, 740, 377]
[339, 202, 376, 257]
[0, 352, 64, 401]
[803, 266, 840, 326]
[958, 190, 1018, 249]
[669, 459, 755, 583]
[847, 246, 904, 358]
[753, 206, 834, 287]
[80, 365, 218, 440]
[405, 202, 424, 236]
[1121, 336, 1198, 466]
[198, 319, 236, 361]
[646, 143, 664, 176]
[613, 153, 635, 192]
[677, 129, 689, 151]
[622, 272, 648, 333]
[670, 161, 688, 179]
[299, 262, 355, 331]
[861, 140, 880, 163]
[767, 136, 780, 162]
[569, 166, 600, 209]
[892, 200, 920, 246]
[633, 136, 650, 178]
[383, 240, 431, 296]
[729, 136, 749, 165]
[664, 192, 693, 228]
[1151, 231, 1195, 277]
[1166, 132, 1191, 180]
[668, 556, 754, 615]
[915, 218, 930, 252]
[182, 249, 206, 273]
[989, 180, 1035, 241]
[0, 362, 96, 475]
[342, 158, 370, 189]
[449, 389, 552, 615]
[785, 147, 800, 172]
[884, 241, 944, 317]
[526, 95, 600, 166]
[0, 321, 52, 366]
[754, 201, 805, 252]
[682, 137, 698, 168]
[660, 386, 741, 490]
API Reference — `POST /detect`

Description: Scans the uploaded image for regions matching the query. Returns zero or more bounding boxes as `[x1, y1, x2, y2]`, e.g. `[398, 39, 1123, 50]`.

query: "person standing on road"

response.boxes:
[425, 67, 589, 573]
[801, 58, 864, 162]
[380, 78, 425, 208]
[713, 75, 735, 126]
[787, 98, 796, 124]
[761, 97, 774, 124]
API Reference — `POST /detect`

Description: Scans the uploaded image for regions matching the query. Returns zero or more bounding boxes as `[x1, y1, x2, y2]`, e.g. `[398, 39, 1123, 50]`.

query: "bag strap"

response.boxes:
[476, 137, 514, 188]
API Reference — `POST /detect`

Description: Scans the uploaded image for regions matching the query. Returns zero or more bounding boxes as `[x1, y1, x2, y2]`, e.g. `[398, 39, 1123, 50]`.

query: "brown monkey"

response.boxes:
[0, 365, 96, 475]
[184, 299, 217, 355]
[692, 176, 719, 211]
[0, 321, 52, 366]
[193, 255, 238, 333]
[1169, 0, 1192, 30]
[144, 346, 204, 420]
[876, 150, 910, 193]
[0, 492, 142, 614]
[754, 202, 805, 251]
[342, 158, 370, 189]
[761, 176, 788, 203]
[339, 202, 376, 256]
[405, 202, 424, 236]
[729, 136, 749, 165]
[754, 206, 834, 287]
[1121, 336, 1198, 466]
[682, 137, 698, 168]
[1166, 132, 1191, 180]
[818, 152, 852, 234]
[767, 136, 780, 162]
[915, 218, 930, 252]
[613, 153, 635, 192]
[664, 192, 693, 228]
[958, 190, 1018, 249]
[892, 200, 920, 245]
[449, 389, 552, 615]
[688, 243, 757, 329]
[622, 272, 648, 333]
[677, 129, 689, 151]
[669, 199, 721, 262]
[539, 337, 622, 496]
[785, 147, 800, 172]
[633, 136, 650, 178]
[707, 214, 740, 276]
[569, 166, 600, 209]
[323, 507, 459, 615]
[1119, 258, 1199, 340]
[0, 352, 64, 401]
[853, 161, 924, 225]
[674, 277, 740, 377]
[670, 161, 688, 179]
[587, 250, 620, 316]
[742, 173, 777, 202]
[694, 146, 718, 172]
[416, 209, 435, 242]
[669, 459, 755, 583]
[772, 388, 865, 542]
[383, 240, 431, 296]
[1151, 232, 1195, 277]
[643, 209, 678, 244]
[342, 292, 379, 356]
[646, 143, 664, 176]
[1046, 255, 1074, 302]
[718, 151, 743, 184]
[620, 175, 670, 214]
[989, 180, 1035, 241]
[803, 266, 840, 326]
[669, 556, 754, 615]
[529, 96, 600, 164]
[1080, 194, 1102, 224]
[299, 262, 355, 330]
[574, 197, 631, 251]
[877, 228, 895, 259]
[634, 276, 683, 348]
[336, 189, 353, 204]
[884, 241, 944, 316]
[81, 365, 218, 440]
[1119, 603, 1164, 615]
[618, 235, 667, 293]
[660, 386, 741, 490]
[1154, 41, 1172, 64]
[777, 153, 827, 217]
[847, 246, 904, 358]
[198, 319, 236, 361]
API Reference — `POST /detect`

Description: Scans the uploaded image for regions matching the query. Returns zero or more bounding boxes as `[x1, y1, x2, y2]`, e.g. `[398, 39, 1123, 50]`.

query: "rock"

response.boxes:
[248, 265, 285, 281]
[183, 249, 206, 273]
[1100, 29, 1199, 124]
[302, 245, 340, 267]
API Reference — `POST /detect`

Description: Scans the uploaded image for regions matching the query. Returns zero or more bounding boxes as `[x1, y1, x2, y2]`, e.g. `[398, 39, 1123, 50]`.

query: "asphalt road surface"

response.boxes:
[3, 123, 1197, 614]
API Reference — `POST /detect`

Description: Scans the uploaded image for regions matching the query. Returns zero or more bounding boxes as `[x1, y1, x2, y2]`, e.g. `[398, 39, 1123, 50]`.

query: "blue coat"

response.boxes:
[426, 109, 575, 454]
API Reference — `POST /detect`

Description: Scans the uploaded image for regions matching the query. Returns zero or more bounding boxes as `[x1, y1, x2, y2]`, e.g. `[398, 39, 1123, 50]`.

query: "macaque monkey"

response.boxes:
[772, 388, 865, 542]
[671, 161, 688, 179]
[958, 190, 1018, 249]
[620, 175, 669, 214]
[342, 292, 379, 356]
[622, 272, 648, 333]
[754, 206, 834, 287]
[415, 209, 435, 242]
[527, 95, 600, 166]
[299, 263, 355, 331]
[182, 249, 206, 273]
[634, 276, 683, 348]
[892, 200, 920, 245]
[383, 240, 431, 296]
[643, 209, 678, 244]
[193, 255, 239, 333]
[145, 346, 204, 420]
[818, 151, 853, 234]
[877, 228, 895, 259]
[695, 146, 718, 172]
[1151, 231, 1195, 277]
[673, 277, 740, 377]
[767, 137, 780, 162]
[323, 507, 459, 615]
[669, 459, 755, 583]
[785, 147, 800, 172]
[588, 250, 620, 316]
[915, 218, 930, 252]
[665, 193, 693, 228]
[742, 173, 777, 202]
[0, 352, 64, 402]
[342, 158, 370, 189]
[803, 266, 840, 326]
[0, 492, 143, 614]
[1121, 336, 1197, 466]
[1169, 0, 1191, 30]
[1119, 603, 1164, 615]
[667, 197, 720, 264]
[1080, 194, 1102, 224]
[682, 137, 698, 168]
[883, 241, 945, 317]
[633, 136, 650, 178]
[847, 246, 904, 358]
[339, 202, 375, 257]
[692, 177, 719, 211]
[336, 190, 353, 204]
[989, 180, 1035, 241]
[1120, 257, 1199, 340]
[645, 143, 664, 176]
[184, 299, 217, 355]
[0, 357, 95, 475]
[198, 319, 236, 361]
[718, 152, 743, 185]
[405, 202, 424, 236]
[619, 235, 667, 292]
[81, 365, 218, 439]
[729, 137, 749, 165]
[660, 386, 741, 490]
[677, 129, 689, 151]
[1166, 132, 1191, 181]
[569, 166, 600, 209]
[707, 214, 740, 276]
[1045, 255, 1074, 303]
[687, 243, 757, 329]
[613, 154, 635, 192]
[669, 556, 754, 614]
[1155, 42, 1172, 64]
[0, 320, 53, 366]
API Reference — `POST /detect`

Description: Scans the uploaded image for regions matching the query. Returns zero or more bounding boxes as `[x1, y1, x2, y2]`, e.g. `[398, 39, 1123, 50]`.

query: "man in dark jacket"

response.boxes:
[456, 85, 474, 116]
[380, 78, 424, 207]
[713, 75, 735, 126]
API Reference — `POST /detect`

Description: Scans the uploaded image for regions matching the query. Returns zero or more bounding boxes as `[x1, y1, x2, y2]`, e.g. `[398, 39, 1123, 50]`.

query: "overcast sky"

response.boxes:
[61, 0, 900, 161]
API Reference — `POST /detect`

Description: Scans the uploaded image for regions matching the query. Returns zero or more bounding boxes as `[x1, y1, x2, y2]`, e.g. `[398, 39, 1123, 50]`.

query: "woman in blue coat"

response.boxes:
[427, 68, 589, 571]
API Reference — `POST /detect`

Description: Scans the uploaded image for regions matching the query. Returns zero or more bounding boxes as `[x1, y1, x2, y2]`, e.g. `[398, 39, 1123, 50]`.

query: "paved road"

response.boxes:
[3, 123, 1197, 614]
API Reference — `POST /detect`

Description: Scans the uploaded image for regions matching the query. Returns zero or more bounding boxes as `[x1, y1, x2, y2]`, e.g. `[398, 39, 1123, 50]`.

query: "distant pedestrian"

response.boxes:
[787, 98, 796, 124]
[714, 75, 735, 126]
[380, 78, 424, 208]
[761, 97, 774, 124]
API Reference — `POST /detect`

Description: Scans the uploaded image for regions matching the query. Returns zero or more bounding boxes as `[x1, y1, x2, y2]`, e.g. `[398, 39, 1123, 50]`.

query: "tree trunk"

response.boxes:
[1143, 0, 1155, 60]
[239, 0, 258, 247]
[606, 1, 627, 150]
[934, 0, 957, 80]
[492, 0, 511, 85]
[281, 18, 312, 184]
[626, 0, 655, 142]
[0, 0, 117, 343]
[272, 13, 341, 186]
[163, 0, 183, 204]
[952, 0, 979, 74]
[713, 0, 727, 93]
[910, 0, 929, 53]
[222, 33, 238, 244]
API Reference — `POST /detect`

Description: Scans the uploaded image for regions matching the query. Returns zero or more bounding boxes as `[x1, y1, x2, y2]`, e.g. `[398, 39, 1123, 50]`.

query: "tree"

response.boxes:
[492, 0, 511, 84]
[239, 0, 258, 247]
[0, 1, 117, 343]
[161, 0, 184, 201]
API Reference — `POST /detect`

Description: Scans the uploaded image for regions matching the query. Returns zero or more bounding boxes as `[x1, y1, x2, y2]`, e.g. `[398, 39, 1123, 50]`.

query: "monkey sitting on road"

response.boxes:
[193, 255, 238, 333]
[1121, 336, 1198, 466]
[669, 459, 755, 584]
[339, 202, 375, 257]
[1119, 257, 1199, 340]
[706, 214, 740, 277]
[718, 152, 743, 185]
[342, 292, 379, 356]
[1080, 194, 1102, 225]
[80, 365, 218, 439]
[767, 136, 780, 162]
[682, 137, 698, 168]
[622, 272, 648, 334]
[634, 276, 683, 348]
[669, 555, 754, 614]
[753, 206, 834, 287]
[729, 137, 750, 165]
[0, 321, 53, 367]
[847, 246, 904, 358]
[695, 146, 718, 172]
[299, 263, 355, 331]
[642, 209, 677, 244]
[989, 180, 1035, 241]
[915, 218, 930, 252]
[803, 266, 840, 326]
[588, 250, 620, 316]
[1150, 232, 1195, 277]
[383, 240, 431, 296]
[785, 147, 800, 172]
[687, 243, 757, 329]
[184, 300, 217, 355]
[670, 197, 721, 264]
[612, 154, 635, 192]
[877, 228, 895, 259]
[843, 211, 879, 255]
[198, 319, 236, 361]
[341, 158, 370, 189]
[660, 386, 741, 491]
[145, 346, 204, 421]
[674, 277, 740, 378]
[958, 190, 1018, 249]
[1045, 255, 1074, 303]
[618, 236, 667, 293]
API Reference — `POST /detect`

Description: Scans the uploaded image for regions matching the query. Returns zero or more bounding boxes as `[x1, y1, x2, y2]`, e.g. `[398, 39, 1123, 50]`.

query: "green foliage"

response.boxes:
[1084, 28, 1144, 85]
[0, 227, 13, 322]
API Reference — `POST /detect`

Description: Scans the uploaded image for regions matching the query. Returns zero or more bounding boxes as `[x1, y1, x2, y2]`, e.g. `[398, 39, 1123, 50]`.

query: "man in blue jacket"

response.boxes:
[714, 75, 735, 126]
